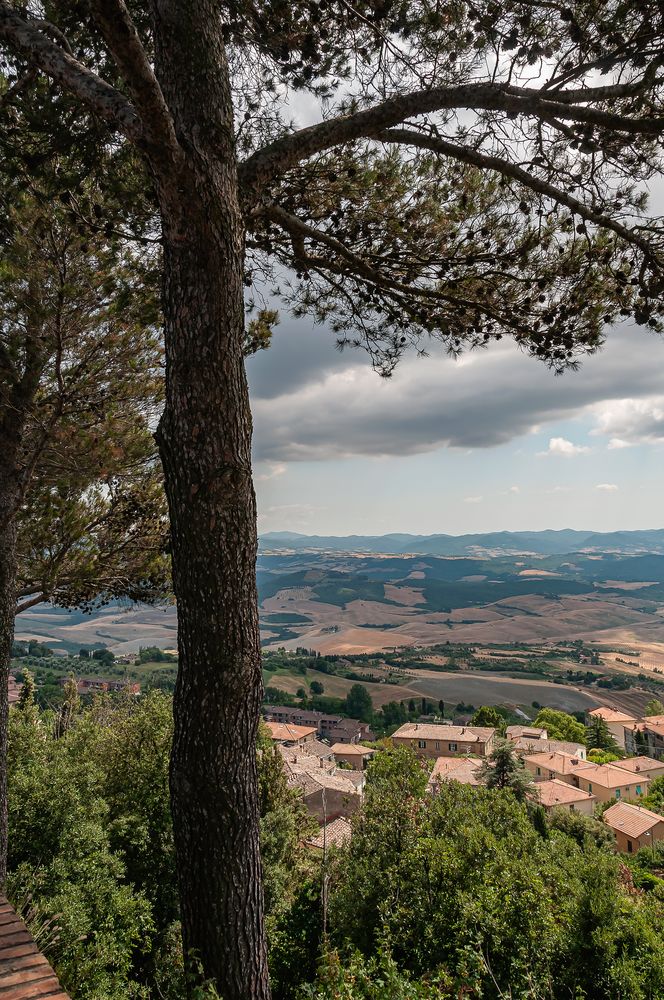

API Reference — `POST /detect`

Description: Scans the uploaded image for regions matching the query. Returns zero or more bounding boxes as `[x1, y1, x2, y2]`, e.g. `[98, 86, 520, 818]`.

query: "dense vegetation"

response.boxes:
[8, 690, 664, 1000]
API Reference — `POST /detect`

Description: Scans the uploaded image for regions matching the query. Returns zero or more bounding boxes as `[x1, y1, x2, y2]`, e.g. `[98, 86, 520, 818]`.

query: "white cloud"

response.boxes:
[538, 437, 591, 457]
[256, 462, 287, 481]
[508, 485, 520, 494]
[590, 397, 664, 449]
[464, 495, 483, 504]
[596, 483, 619, 492]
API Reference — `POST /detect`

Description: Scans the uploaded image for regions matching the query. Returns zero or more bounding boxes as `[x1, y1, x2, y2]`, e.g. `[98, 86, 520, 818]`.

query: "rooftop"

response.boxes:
[603, 801, 664, 839]
[393, 723, 495, 743]
[574, 761, 650, 789]
[0, 894, 71, 999]
[329, 743, 375, 755]
[506, 725, 548, 740]
[534, 779, 594, 808]
[265, 721, 317, 742]
[525, 751, 590, 775]
[277, 745, 336, 774]
[513, 737, 585, 757]
[428, 756, 482, 787]
[588, 707, 635, 724]
[612, 756, 664, 775]
[306, 817, 352, 851]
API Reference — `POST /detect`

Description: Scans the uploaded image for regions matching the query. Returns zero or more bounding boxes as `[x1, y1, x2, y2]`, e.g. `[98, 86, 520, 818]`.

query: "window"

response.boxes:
[536, 767, 541, 776]
[449, 742, 458, 752]
[588, 783, 593, 793]
[615, 788, 621, 799]
[627, 840, 633, 853]
[636, 785, 642, 795]
[435, 741, 440, 750]
[418, 740, 426, 749]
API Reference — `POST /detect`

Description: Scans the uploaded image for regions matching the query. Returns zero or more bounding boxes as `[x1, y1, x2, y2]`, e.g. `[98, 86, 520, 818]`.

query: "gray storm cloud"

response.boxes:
[247, 319, 664, 462]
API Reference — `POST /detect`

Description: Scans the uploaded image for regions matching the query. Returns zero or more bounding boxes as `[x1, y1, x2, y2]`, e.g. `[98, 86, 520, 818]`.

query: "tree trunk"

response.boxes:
[153, 5, 270, 997]
[0, 457, 20, 888]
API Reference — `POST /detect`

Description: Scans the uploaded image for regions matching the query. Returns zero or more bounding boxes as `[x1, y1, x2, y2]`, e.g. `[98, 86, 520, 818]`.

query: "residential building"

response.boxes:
[283, 765, 361, 822]
[642, 717, 664, 760]
[294, 738, 336, 762]
[512, 736, 586, 759]
[263, 705, 374, 743]
[611, 756, 664, 781]
[533, 779, 595, 815]
[330, 743, 376, 770]
[506, 725, 548, 741]
[265, 721, 317, 745]
[427, 756, 482, 791]
[277, 744, 337, 775]
[58, 676, 140, 695]
[587, 707, 636, 750]
[573, 762, 648, 803]
[603, 801, 664, 854]
[524, 751, 589, 784]
[525, 751, 649, 802]
[305, 816, 352, 852]
[391, 722, 495, 758]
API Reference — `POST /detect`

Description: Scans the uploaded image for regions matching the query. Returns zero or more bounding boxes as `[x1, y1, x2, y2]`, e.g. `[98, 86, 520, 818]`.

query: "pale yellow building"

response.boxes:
[603, 801, 664, 854]
[524, 752, 649, 802]
[533, 779, 595, 816]
[391, 723, 495, 759]
[587, 707, 636, 751]
[330, 743, 376, 770]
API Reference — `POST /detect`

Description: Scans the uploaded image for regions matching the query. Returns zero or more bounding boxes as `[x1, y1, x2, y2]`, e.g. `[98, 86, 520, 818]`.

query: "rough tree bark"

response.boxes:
[151, 4, 270, 996]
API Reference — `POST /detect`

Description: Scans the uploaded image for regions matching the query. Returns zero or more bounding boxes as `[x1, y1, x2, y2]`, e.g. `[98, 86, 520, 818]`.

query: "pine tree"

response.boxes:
[4, 4, 664, 995]
[585, 716, 622, 755]
[479, 738, 535, 803]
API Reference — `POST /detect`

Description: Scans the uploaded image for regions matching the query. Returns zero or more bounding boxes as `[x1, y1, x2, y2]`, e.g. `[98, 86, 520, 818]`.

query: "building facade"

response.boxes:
[391, 722, 495, 758]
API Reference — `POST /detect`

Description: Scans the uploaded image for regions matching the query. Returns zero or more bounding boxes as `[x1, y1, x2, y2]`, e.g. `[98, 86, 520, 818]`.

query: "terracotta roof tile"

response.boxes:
[514, 737, 585, 757]
[265, 722, 317, 742]
[306, 817, 352, 850]
[506, 726, 548, 740]
[588, 707, 635, 723]
[393, 723, 494, 743]
[329, 743, 374, 755]
[575, 762, 650, 789]
[603, 801, 664, 839]
[534, 779, 594, 807]
[0, 896, 70, 999]
[524, 751, 590, 775]
[428, 757, 482, 788]
[612, 756, 664, 775]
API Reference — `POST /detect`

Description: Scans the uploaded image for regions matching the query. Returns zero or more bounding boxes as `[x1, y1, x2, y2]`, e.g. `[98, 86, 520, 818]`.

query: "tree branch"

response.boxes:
[15, 594, 47, 615]
[263, 204, 527, 330]
[89, 0, 180, 160]
[378, 128, 661, 264]
[0, 3, 142, 141]
[240, 80, 664, 194]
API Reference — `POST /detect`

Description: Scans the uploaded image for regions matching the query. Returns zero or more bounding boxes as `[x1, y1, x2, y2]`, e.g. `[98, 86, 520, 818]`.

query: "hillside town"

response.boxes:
[263, 703, 664, 857]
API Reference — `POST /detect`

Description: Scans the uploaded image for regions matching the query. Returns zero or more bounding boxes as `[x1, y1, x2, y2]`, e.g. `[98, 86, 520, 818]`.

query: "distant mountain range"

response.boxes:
[260, 529, 664, 556]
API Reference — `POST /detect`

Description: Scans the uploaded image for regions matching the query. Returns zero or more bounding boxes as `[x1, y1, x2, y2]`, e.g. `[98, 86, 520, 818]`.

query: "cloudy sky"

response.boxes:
[247, 315, 664, 536]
